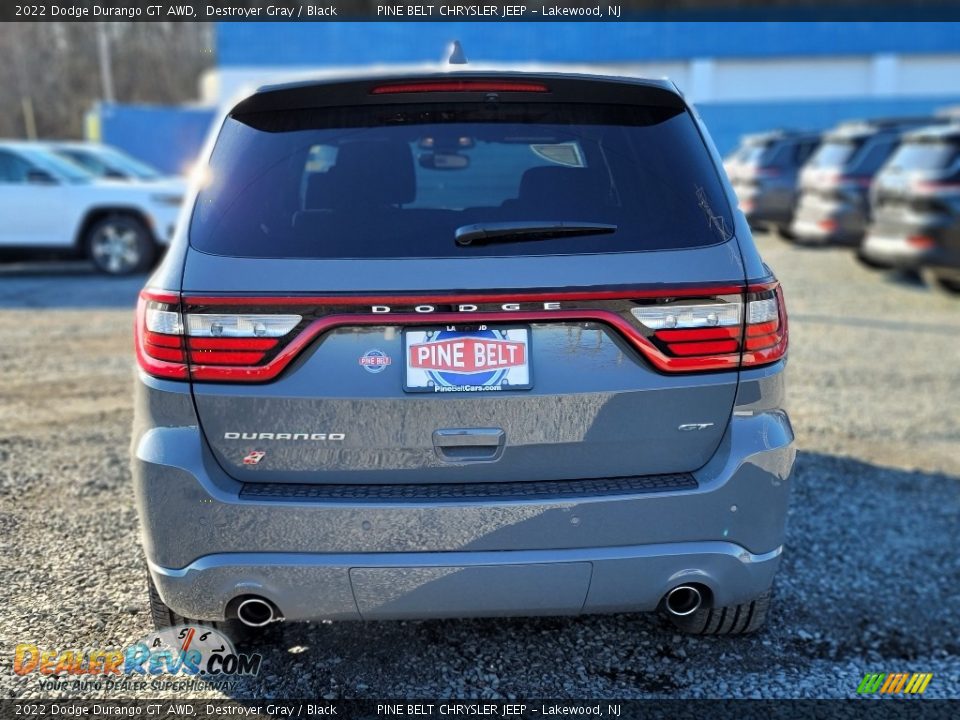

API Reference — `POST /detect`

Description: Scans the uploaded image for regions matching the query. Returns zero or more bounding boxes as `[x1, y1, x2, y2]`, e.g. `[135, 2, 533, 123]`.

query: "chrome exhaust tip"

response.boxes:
[665, 585, 703, 617]
[236, 597, 277, 627]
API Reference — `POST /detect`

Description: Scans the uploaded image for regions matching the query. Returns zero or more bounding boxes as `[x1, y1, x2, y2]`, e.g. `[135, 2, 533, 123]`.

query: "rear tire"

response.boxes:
[922, 268, 960, 295]
[86, 214, 155, 275]
[147, 573, 253, 646]
[668, 589, 772, 635]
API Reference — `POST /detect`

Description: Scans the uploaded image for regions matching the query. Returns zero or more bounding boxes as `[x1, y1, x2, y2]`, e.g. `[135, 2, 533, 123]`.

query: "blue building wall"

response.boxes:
[95, 104, 215, 175]
[98, 94, 960, 174]
[97, 22, 960, 171]
[217, 22, 960, 66]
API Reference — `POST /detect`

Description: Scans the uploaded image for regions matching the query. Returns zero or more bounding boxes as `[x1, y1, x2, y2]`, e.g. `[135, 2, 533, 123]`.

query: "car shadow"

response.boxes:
[878, 268, 927, 291]
[194, 450, 959, 699]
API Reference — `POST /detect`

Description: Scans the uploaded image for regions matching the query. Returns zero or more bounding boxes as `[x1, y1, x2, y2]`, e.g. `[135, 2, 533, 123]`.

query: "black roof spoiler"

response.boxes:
[231, 71, 685, 116]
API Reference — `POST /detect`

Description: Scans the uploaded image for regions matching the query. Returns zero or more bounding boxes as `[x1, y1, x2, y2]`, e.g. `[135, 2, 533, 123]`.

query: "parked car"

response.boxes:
[862, 124, 960, 293]
[791, 118, 944, 246]
[0, 141, 183, 274]
[134, 68, 794, 640]
[49, 142, 169, 182]
[724, 130, 820, 237]
[935, 105, 960, 122]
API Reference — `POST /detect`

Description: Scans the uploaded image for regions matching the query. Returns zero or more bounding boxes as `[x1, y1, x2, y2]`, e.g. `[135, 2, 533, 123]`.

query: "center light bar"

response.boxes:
[371, 80, 549, 94]
[136, 283, 787, 383]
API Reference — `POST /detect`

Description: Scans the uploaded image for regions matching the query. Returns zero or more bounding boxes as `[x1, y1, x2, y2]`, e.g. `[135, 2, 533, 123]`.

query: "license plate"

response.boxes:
[403, 325, 533, 393]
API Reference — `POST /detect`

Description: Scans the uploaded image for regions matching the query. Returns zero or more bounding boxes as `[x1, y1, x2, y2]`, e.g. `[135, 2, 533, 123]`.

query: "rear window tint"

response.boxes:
[886, 141, 960, 171]
[736, 143, 773, 165]
[852, 139, 897, 174]
[766, 142, 800, 167]
[190, 102, 732, 259]
[807, 141, 861, 169]
[729, 138, 817, 168]
[795, 140, 820, 165]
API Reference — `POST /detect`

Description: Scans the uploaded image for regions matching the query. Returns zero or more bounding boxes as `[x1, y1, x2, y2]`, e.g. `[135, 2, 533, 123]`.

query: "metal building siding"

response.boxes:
[216, 21, 960, 67]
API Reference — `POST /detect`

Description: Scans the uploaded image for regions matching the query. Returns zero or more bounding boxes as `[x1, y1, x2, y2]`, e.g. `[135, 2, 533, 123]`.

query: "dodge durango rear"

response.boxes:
[132, 69, 795, 638]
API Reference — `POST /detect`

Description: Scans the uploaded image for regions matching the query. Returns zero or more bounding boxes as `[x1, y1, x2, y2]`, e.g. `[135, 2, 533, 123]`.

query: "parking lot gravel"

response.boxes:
[2, 236, 959, 700]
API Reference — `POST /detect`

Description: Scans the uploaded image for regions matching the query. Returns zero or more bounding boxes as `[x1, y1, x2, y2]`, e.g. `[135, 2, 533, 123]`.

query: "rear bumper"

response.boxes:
[861, 234, 932, 269]
[790, 199, 865, 245]
[133, 367, 795, 622]
[149, 542, 782, 622]
[736, 188, 796, 227]
[861, 233, 960, 272]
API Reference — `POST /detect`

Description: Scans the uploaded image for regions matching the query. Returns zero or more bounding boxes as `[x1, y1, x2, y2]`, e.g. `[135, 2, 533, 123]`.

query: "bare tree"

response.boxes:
[0, 23, 214, 140]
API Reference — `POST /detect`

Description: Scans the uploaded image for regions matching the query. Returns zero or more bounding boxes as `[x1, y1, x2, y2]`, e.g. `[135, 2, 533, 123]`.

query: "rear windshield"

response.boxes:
[730, 139, 813, 169]
[885, 141, 960, 171]
[736, 143, 772, 165]
[189, 102, 733, 259]
[807, 140, 862, 169]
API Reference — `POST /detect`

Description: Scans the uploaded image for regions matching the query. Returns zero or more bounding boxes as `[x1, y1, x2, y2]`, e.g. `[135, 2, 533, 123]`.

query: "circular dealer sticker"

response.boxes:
[359, 349, 392, 374]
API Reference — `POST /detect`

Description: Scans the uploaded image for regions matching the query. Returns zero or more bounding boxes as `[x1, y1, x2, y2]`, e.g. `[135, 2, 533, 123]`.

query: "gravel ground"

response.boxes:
[2, 237, 959, 700]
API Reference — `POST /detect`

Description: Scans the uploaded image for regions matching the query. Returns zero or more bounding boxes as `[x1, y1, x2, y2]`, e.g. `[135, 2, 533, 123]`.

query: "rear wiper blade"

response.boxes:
[455, 221, 617, 247]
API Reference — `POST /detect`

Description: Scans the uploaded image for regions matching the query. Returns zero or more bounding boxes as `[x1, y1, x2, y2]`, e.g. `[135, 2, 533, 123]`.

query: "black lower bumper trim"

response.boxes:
[239, 473, 698, 503]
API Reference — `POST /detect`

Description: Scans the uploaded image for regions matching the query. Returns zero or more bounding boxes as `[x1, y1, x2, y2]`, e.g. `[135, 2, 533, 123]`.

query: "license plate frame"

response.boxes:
[402, 324, 533, 393]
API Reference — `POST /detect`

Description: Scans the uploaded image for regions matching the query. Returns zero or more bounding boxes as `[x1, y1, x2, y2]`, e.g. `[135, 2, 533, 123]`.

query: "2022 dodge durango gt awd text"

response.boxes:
[132, 71, 795, 640]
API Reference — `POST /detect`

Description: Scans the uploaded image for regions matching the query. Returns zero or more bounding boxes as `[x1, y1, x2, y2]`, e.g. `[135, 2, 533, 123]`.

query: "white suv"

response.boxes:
[0, 141, 184, 274]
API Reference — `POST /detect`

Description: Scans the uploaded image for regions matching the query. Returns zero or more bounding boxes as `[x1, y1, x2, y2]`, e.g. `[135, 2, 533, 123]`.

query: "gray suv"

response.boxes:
[725, 130, 820, 237]
[791, 118, 941, 246]
[133, 70, 794, 639]
[863, 124, 960, 293]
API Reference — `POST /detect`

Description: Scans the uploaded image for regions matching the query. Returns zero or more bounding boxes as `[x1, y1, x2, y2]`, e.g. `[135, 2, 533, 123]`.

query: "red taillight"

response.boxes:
[844, 176, 874, 188]
[189, 350, 267, 365]
[135, 290, 187, 380]
[752, 166, 781, 178]
[654, 327, 739, 342]
[370, 80, 549, 95]
[654, 327, 739, 357]
[634, 282, 787, 370]
[187, 337, 279, 351]
[187, 337, 278, 365]
[907, 235, 937, 249]
[741, 283, 789, 367]
[666, 339, 740, 356]
[912, 180, 960, 192]
[822, 173, 872, 188]
[136, 289, 302, 382]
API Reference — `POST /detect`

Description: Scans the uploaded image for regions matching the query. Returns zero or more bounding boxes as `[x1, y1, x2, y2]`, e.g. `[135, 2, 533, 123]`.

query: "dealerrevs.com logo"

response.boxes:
[14, 625, 262, 692]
